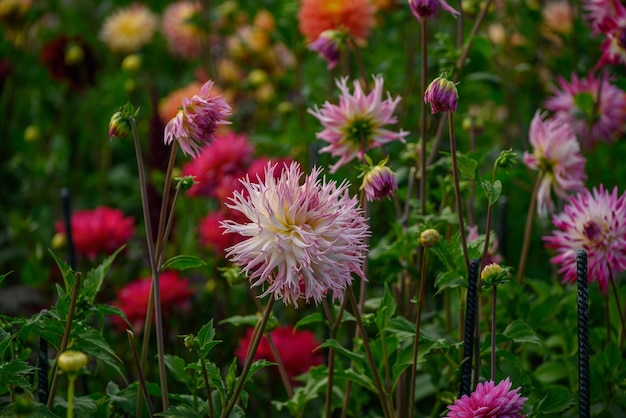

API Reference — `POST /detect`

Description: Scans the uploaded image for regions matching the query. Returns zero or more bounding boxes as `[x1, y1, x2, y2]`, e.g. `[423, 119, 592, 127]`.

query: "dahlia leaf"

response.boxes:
[48, 249, 76, 296]
[294, 312, 326, 330]
[197, 320, 221, 357]
[161, 255, 207, 271]
[164, 354, 192, 388]
[480, 179, 502, 206]
[0, 359, 36, 390]
[503, 319, 542, 347]
[374, 284, 397, 332]
[70, 325, 125, 380]
[319, 339, 365, 364]
[533, 385, 574, 415]
[0, 270, 12, 286]
[51, 395, 97, 418]
[82, 246, 124, 304]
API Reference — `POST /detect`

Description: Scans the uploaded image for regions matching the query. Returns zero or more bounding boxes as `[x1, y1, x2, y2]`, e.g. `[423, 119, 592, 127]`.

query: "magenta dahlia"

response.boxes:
[308, 75, 408, 173]
[446, 378, 527, 418]
[221, 162, 369, 306]
[544, 185, 626, 294]
[523, 111, 586, 218]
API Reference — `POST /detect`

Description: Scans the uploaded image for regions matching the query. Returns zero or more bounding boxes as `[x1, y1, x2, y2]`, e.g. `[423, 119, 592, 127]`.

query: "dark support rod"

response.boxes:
[577, 250, 590, 418]
[460, 258, 480, 397]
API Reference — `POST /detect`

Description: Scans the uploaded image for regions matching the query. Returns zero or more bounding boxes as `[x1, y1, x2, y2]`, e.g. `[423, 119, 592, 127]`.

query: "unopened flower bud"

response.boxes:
[108, 111, 132, 139]
[409, 0, 439, 20]
[65, 44, 84, 65]
[122, 54, 142, 73]
[57, 350, 88, 374]
[308, 30, 344, 69]
[420, 229, 441, 247]
[176, 175, 198, 191]
[361, 164, 398, 202]
[424, 76, 459, 114]
[184, 334, 197, 349]
[495, 148, 517, 171]
[480, 263, 509, 289]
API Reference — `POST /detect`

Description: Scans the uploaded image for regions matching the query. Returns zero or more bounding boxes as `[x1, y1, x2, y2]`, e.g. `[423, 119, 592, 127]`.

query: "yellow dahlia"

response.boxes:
[99, 3, 158, 54]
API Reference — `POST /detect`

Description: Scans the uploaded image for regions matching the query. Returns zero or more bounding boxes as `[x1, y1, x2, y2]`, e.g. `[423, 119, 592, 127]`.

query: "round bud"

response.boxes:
[57, 350, 88, 374]
[420, 229, 441, 247]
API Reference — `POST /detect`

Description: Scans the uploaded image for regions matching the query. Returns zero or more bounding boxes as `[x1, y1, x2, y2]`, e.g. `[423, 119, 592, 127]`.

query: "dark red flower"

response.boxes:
[55, 206, 134, 260]
[39, 35, 98, 91]
[235, 326, 324, 380]
[112, 270, 194, 331]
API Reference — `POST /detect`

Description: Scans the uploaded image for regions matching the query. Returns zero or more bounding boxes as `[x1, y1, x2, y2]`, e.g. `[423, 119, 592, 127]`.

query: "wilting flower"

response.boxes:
[159, 81, 229, 123]
[55, 206, 134, 260]
[361, 163, 398, 202]
[298, 0, 376, 43]
[235, 326, 324, 380]
[544, 185, 626, 294]
[523, 111, 586, 218]
[221, 162, 369, 306]
[163, 80, 232, 158]
[99, 3, 158, 54]
[112, 271, 194, 331]
[424, 75, 459, 114]
[309, 75, 408, 173]
[446, 377, 527, 418]
[544, 72, 626, 149]
[182, 131, 253, 197]
[308, 29, 344, 69]
[409, 0, 459, 22]
[162, 1, 203, 59]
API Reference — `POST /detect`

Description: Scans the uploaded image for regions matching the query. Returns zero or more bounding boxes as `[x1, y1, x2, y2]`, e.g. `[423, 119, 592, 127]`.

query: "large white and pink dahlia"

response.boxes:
[544, 72, 626, 149]
[544, 185, 626, 294]
[308, 75, 408, 173]
[523, 111, 586, 218]
[163, 80, 231, 158]
[446, 378, 527, 418]
[221, 162, 369, 306]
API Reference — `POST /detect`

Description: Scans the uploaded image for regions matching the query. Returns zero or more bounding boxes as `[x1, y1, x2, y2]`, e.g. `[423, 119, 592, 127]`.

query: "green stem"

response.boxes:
[220, 297, 276, 418]
[47, 273, 81, 408]
[408, 249, 428, 418]
[199, 354, 215, 418]
[66, 375, 76, 418]
[448, 112, 470, 272]
[130, 116, 169, 411]
[490, 285, 497, 381]
[516, 172, 542, 282]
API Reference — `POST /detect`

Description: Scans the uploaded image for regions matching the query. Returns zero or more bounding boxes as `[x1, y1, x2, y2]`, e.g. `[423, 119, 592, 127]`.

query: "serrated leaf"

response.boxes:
[155, 404, 205, 418]
[107, 381, 161, 416]
[0, 328, 13, 358]
[294, 312, 325, 329]
[375, 284, 397, 332]
[164, 355, 192, 388]
[69, 325, 126, 380]
[81, 247, 123, 304]
[0, 359, 36, 390]
[435, 271, 466, 293]
[502, 319, 542, 347]
[48, 249, 76, 295]
[197, 320, 221, 357]
[161, 255, 207, 271]
[534, 385, 574, 415]
[52, 395, 97, 418]
[318, 339, 365, 364]
[441, 151, 478, 180]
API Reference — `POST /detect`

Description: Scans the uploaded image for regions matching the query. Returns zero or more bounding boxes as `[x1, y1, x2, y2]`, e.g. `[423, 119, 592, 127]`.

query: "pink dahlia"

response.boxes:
[163, 80, 232, 158]
[55, 206, 134, 260]
[544, 72, 626, 148]
[221, 162, 369, 306]
[446, 378, 527, 418]
[523, 111, 586, 218]
[112, 270, 194, 331]
[235, 326, 324, 380]
[162, 0, 203, 59]
[308, 75, 408, 173]
[583, 0, 626, 35]
[544, 185, 626, 294]
[199, 210, 245, 255]
[182, 131, 253, 197]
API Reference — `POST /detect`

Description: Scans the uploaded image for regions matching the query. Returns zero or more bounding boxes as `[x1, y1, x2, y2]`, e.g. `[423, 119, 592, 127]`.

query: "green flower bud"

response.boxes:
[176, 175, 198, 191]
[108, 111, 132, 139]
[420, 228, 441, 247]
[57, 350, 88, 374]
[480, 263, 510, 289]
[495, 148, 517, 171]
[121, 54, 142, 73]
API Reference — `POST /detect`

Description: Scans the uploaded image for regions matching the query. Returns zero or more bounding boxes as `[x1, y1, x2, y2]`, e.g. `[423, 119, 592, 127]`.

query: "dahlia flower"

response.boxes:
[163, 80, 232, 158]
[308, 29, 344, 69]
[544, 72, 626, 149]
[162, 1, 203, 59]
[583, 0, 626, 35]
[235, 326, 324, 380]
[544, 185, 626, 294]
[99, 3, 158, 54]
[221, 162, 369, 306]
[298, 0, 376, 43]
[446, 377, 527, 418]
[361, 163, 398, 202]
[424, 75, 459, 114]
[409, 0, 459, 22]
[523, 111, 586, 218]
[182, 132, 253, 197]
[309, 75, 408, 173]
[112, 271, 194, 331]
[55, 206, 134, 260]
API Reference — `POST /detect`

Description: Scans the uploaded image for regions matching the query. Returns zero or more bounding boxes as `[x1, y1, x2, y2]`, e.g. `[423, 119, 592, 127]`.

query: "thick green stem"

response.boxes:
[66, 375, 76, 418]
[220, 297, 276, 418]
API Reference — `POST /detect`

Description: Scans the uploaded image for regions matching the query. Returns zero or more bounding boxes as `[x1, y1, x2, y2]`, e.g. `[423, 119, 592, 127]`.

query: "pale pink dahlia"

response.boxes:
[162, 1, 204, 59]
[523, 111, 586, 218]
[164, 80, 231, 158]
[221, 162, 369, 306]
[308, 75, 408, 173]
[446, 378, 527, 418]
[544, 185, 626, 294]
[99, 3, 158, 54]
[544, 72, 626, 148]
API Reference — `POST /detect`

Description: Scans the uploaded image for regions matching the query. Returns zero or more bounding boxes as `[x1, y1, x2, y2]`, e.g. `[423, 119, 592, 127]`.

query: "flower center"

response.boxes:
[583, 220, 603, 241]
[345, 117, 374, 146]
[537, 157, 554, 174]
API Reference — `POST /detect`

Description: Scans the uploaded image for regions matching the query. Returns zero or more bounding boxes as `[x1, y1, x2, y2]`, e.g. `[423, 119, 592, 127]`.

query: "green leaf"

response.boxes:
[219, 315, 260, 327]
[0, 328, 14, 358]
[0, 271, 12, 286]
[48, 249, 76, 296]
[107, 381, 161, 417]
[272, 367, 327, 415]
[161, 255, 207, 271]
[52, 395, 97, 418]
[0, 359, 36, 390]
[502, 319, 542, 347]
[480, 179, 502, 206]
[318, 339, 365, 364]
[533, 385, 574, 415]
[81, 246, 124, 304]
[375, 284, 397, 333]
[69, 325, 126, 379]
[435, 271, 466, 294]
[197, 320, 221, 357]
[155, 404, 205, 418]
[164, 355, 192, 388]
[294, 312, 325, 329]
[441, 151, 477, 180]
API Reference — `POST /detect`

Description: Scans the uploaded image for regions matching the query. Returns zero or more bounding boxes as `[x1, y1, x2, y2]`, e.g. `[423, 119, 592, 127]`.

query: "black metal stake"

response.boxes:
[577, 250, 590, 418]
[460, 258, 480, 397]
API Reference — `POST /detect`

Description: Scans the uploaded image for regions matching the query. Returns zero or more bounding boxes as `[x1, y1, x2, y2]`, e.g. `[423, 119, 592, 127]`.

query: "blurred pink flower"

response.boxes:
[544, 185, 626, 294]
[182, 132, 253, 197]
[409, 0, 459, 22]
[308, 30, 343, 69]
[583, 0, 626, 67]
[446, 377, 527, 418]
[583, 0, 626, 35]
[523, 111, 586, 218]
[162, 0, 203, 59]
[215, 157, 293, 202]
[221, 162, 369, 306]
[466, 225, 502, 265]
[544, 72, 626, 148]
[309, 75, 408, 173]
[112, 271, 194, 331]
[199, 210, 245, 254]
[55, 206, 134, 260]
[164, 80, 232, 158]
[235, 326, 323, 380]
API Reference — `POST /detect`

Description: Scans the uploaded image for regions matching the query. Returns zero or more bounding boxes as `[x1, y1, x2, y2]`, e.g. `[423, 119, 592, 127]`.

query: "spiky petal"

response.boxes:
[446, 378, 527, 418]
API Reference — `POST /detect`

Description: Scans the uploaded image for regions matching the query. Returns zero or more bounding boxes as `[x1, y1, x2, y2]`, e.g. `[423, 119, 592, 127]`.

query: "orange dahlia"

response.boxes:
[298, 0, 376, 43]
